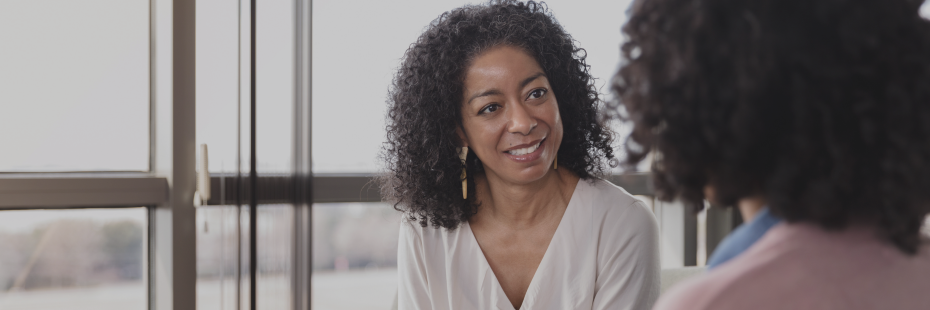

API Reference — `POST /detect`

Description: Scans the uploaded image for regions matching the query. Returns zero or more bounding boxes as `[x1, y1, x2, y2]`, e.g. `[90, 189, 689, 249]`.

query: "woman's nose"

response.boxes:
[507, 102, 537, 135]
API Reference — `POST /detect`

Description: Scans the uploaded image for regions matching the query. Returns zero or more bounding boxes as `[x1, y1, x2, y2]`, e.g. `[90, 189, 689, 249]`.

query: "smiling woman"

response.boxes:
[381, 0, 615, 232]
[459, 46, 563, 184]
[380, 1, 660, 309]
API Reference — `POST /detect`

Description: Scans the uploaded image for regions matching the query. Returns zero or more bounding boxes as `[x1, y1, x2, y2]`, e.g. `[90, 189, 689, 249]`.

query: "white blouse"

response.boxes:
[397, 179, 661, 310]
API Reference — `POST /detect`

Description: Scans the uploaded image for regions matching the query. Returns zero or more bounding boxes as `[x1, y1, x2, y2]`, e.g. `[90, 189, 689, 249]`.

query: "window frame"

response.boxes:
[0, 0, 196, 309]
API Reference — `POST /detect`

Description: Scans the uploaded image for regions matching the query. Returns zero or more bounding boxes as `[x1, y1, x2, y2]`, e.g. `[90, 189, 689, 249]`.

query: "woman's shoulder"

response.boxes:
[399, 215, 468, 246]
[579, 178, 653, 221]
[575, 178, 659, 252]
[655, 224, 930, 310]
[400, 216, 437, 238]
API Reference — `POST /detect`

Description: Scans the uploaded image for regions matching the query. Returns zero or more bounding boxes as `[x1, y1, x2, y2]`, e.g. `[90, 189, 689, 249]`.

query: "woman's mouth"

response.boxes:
[503, 138, 547, 163]
[506, 139, 543, 155]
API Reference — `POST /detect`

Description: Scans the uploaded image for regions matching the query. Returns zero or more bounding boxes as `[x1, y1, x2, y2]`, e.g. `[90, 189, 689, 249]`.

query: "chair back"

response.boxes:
[660, 266, 706, 295]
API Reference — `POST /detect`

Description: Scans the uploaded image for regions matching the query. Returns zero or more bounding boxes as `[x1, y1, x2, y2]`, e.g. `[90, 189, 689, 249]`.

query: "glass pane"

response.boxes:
[311, 0, 635, 173]
[197, 205, 292, 310]
[196, 0, 290, 175]
[256, 0, 294, 174]
[312, 203, 399, 310]
[196, 206, 245, 310]
[197, 0, 242, 174]
[256, 205, 292, 310]
[0, 0, 150, 172]
[0, 208, 147, 310]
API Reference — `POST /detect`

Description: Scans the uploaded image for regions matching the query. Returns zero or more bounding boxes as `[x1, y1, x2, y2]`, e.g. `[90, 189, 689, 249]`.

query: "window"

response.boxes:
[0, 0, 150, 172]
[196, 206, 245, 310]
[194, 0, 309, 309]
[312, 203, 398, 309]
[0, 208, 147, 310]
[196, 205, 296, 310]
[0, 0, 194, 309]
[311, 0, 637, 174]
[1, 0, 716, 309]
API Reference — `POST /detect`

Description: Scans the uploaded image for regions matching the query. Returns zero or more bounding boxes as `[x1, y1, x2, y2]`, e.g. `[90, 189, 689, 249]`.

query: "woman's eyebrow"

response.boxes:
[467, 89, 503, 105]
[466, 72, 547, 105]
[520, 72, 546, 89]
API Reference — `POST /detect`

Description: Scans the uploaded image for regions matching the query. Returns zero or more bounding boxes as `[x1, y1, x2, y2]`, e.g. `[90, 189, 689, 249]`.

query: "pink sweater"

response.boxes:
[654, 222, 930, 310]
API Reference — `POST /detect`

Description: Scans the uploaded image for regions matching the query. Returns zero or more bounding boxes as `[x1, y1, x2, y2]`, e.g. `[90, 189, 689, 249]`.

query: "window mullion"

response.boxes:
[0, 177, 168, 209]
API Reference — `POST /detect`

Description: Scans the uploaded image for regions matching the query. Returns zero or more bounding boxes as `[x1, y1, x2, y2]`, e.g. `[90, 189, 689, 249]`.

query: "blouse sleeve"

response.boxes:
[592, 200, 661, 310]
[397, 220, 432, 310]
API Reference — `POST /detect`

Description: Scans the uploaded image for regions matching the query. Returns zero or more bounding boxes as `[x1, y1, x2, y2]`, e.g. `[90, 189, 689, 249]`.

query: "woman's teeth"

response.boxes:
[507, 141, 542, 156]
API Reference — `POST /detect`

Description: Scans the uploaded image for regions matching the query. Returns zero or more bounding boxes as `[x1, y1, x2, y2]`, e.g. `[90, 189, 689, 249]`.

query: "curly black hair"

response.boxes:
[381, 0, 614, 229]
[613, 0, 930, 253]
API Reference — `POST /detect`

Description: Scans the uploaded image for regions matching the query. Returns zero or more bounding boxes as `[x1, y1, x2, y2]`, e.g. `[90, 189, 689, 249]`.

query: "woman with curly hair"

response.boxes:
[613, 0, 930, 309]
[381, 1, 660, 309]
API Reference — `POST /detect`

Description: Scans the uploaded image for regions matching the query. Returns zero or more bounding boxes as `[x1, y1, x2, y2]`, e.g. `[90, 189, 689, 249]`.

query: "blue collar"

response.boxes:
[706, 207, 781, 269]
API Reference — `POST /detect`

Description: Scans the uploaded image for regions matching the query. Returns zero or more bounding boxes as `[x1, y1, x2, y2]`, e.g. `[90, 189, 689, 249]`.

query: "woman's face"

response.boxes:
[459, 45, 563, 185]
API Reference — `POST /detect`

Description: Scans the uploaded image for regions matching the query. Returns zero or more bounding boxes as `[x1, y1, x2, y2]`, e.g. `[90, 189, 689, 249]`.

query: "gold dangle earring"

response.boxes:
[553, 154, 558, 170]
[459, 147, 468, 199]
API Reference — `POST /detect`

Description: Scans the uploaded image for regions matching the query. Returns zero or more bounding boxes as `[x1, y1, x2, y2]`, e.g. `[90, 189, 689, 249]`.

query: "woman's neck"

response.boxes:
[738, 196, 767, 222]
[472, 168, 579, 229]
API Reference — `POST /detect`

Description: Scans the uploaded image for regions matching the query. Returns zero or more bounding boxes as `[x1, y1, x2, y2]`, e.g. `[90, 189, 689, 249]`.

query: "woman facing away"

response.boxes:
[381, 1, 660, 309]
[612, 0, 930, 309]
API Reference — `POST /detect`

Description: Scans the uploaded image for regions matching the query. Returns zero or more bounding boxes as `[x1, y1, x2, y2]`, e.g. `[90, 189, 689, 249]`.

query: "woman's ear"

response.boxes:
[455, 127, 469, 148]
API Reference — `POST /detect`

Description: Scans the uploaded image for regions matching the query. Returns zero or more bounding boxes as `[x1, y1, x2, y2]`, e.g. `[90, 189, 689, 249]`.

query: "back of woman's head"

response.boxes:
[614, 0, 930, 253]
[383, 0, 614, 229]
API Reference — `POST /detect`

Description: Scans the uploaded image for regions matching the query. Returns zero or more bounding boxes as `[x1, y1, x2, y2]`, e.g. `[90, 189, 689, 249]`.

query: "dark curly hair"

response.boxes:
[381, 0, 614, 229]
[613, 0, 930, 253]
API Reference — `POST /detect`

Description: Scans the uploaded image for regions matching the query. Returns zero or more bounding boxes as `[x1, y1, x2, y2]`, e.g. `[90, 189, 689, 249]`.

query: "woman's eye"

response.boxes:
[528, 88, 547, 100]
[479, 104, 501, 114]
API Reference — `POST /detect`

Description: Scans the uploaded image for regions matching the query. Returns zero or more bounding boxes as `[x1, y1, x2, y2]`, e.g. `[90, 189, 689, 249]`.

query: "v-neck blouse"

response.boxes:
[397, 179, 660, 310]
